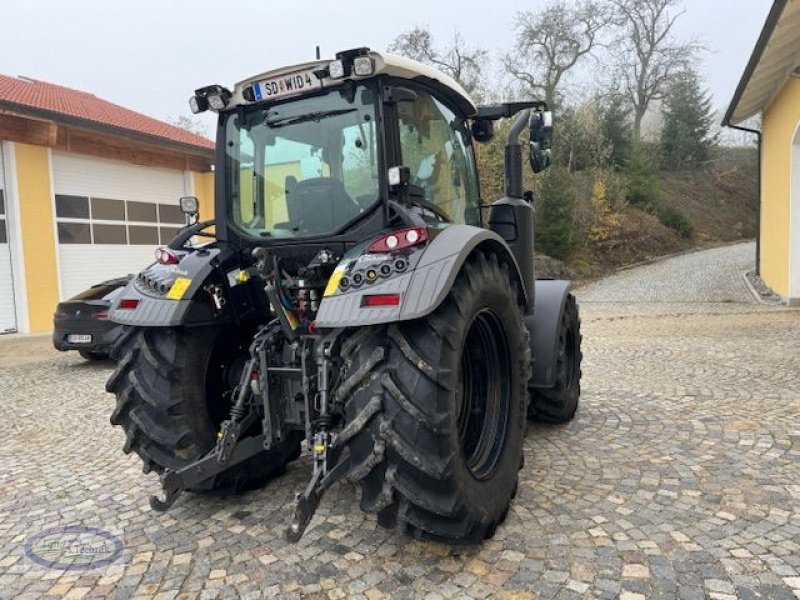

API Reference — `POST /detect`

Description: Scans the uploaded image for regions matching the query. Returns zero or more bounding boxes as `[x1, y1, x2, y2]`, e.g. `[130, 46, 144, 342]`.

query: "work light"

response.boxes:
[189, 95, 208, 114]
[328, 60, 346, 79]
[353, 56, 374, 76]
[207, 93, 228, 111]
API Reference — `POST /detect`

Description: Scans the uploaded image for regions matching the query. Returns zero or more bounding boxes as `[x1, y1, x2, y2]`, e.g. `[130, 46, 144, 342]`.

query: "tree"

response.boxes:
[660, 67, 716, 169]
[598, 92, 633, 169]
[553, 101, 611, 173]
[504, 0, 611, 108]
[611, 0, 700, 141]
[387, 27, 488, 97]
[535, 167, 579, 260]
[167, 115, 208, 137]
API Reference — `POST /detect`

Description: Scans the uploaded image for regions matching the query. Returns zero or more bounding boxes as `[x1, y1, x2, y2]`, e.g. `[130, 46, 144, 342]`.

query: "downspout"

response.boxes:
[724, 122, 762, 276]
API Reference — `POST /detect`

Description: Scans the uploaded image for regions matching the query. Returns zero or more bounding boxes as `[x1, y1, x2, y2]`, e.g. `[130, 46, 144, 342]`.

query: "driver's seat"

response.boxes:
[286, 177, 357, 235]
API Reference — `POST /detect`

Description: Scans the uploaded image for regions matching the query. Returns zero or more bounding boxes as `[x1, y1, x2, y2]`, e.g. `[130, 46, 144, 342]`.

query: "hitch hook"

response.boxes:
[149, 472, 182, 512]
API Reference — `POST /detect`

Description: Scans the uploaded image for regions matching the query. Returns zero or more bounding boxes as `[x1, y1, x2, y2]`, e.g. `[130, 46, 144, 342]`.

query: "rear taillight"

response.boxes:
[53, 310, 68, 321]
[155, 246, 180, 265]
[367, 227, 427, 253]
[92, 310, 109, 320]
[118, 299, 140, 310]
[362, 294, 401, 307]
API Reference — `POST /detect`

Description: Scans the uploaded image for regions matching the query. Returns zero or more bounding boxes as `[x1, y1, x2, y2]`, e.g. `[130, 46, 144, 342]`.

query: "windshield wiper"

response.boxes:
[265, 108, 357, 128]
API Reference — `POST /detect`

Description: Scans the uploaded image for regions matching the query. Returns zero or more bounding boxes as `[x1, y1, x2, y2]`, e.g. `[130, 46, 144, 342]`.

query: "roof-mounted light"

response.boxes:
[190, 85, 232, 113]
[328, 60, 346, 79]
[189, 95, 209, 114]
[353, 56, 374, 76]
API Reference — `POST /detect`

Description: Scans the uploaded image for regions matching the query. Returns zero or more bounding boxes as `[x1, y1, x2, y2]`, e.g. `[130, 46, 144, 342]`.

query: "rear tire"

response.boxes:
[106, 326, 301, 493]
[529, 294, 582, 423]
[335, 252, 530, 542]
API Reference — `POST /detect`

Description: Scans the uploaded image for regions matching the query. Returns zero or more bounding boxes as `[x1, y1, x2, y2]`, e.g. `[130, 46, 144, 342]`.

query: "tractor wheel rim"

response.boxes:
[457, 308, 511, 481]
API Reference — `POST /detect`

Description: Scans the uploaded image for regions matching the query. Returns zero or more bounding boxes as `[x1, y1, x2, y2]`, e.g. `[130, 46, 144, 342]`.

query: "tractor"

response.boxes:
[106, 47, 582, 543]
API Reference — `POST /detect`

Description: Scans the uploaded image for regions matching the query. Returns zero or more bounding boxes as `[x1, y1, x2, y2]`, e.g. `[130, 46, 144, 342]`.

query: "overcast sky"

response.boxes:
[0, 0, 773, 137]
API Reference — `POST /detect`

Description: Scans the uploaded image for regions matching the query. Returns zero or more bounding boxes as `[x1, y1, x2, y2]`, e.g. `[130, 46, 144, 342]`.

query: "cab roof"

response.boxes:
[231, 50, 477, 117]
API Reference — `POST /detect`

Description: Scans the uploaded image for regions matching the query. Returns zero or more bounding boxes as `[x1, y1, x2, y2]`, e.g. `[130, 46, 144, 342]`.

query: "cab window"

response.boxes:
[397, 89, 480, 225]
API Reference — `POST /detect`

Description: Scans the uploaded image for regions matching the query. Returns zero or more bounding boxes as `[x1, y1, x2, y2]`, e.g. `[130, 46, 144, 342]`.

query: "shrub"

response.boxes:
[587, 179, 621, 243]
[624, 145, 660, 208]
[655, 204, 694, 239]
[535, 167, 579, 260]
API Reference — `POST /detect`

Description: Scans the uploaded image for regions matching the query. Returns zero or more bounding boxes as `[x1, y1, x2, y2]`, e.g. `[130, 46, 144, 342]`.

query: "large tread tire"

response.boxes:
[529, 294, 582, 423]
[336, 252, 531, 543]
[106, 326, 301, 494]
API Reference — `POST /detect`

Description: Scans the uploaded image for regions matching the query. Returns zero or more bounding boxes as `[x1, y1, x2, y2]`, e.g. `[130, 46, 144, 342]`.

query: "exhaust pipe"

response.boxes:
[505, 110, 530, 199]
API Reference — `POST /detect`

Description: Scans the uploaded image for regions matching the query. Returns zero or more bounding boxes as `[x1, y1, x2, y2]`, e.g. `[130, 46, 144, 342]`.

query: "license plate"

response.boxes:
[253, 69, 321, 102]
[67, 334, 92, 344]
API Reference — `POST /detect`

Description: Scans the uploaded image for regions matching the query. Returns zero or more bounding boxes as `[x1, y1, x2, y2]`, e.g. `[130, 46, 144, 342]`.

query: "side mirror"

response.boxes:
[529, 110, 553, 173]
[179, 196, 200, 224]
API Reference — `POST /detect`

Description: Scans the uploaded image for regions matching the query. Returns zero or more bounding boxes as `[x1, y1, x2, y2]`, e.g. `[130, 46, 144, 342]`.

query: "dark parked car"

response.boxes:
[53, 276, 132, 360]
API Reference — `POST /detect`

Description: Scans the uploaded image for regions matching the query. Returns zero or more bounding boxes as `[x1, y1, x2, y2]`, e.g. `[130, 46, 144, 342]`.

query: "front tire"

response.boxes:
[106, 326, 301, 493]
[335, 252, 530, 542]
[529, 294, 582, 423]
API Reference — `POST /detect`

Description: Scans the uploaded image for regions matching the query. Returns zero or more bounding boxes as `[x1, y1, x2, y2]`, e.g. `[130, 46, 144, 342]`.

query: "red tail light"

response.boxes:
[155, 246, 180, 265]
[367, 227, 427, 253]
[92, 310, 109, 320]
[362, 294, 401, 307]
[118, 299, 140, 310]
[53, 310, 68, 321]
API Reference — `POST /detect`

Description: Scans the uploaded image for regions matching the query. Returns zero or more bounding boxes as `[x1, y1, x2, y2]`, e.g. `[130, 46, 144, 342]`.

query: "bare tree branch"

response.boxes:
[611, 0, 701, 141]
[387, 26, 488, 97]
[503, 0, 612, 108]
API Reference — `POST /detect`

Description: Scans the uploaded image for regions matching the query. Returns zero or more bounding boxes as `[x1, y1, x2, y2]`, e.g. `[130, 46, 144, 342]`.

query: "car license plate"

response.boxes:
[253, 69, 321, 102]
[67, 334, 92, 344]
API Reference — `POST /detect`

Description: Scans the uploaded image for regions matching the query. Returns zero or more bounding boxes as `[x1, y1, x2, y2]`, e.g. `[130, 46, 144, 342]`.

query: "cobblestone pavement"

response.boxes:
[2, 243, 800, 599]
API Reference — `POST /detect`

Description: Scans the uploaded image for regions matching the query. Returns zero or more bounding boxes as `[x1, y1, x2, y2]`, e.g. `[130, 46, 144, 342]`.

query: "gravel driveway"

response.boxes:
[1, 242, 799, 600]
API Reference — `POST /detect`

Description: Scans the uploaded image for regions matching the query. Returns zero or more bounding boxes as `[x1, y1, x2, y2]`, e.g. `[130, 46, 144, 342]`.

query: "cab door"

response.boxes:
[393, 84, 481, 225]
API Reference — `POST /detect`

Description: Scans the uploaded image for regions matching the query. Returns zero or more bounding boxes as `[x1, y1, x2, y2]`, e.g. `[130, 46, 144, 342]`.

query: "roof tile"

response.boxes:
[0, 74, 214, 150]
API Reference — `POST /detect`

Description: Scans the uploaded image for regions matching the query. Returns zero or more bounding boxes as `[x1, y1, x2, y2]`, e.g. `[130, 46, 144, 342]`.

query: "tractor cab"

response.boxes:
[186, 48, 546, 252]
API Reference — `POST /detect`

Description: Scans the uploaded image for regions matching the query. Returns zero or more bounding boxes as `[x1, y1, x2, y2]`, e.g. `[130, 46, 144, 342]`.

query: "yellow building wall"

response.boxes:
[14, 144, 59, 332]
[761, 77, 800, 297]
[193, 171, 215, 221]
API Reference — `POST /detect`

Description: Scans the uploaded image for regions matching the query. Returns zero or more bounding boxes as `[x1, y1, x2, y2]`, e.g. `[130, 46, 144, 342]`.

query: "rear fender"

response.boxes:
[108, 245, 249, 327]
[526, 280, 572, 389]
[315, 225, 528, 328]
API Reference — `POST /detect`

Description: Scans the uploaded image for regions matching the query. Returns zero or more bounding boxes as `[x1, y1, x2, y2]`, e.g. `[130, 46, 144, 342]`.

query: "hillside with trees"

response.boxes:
[388, 0, 758, 278]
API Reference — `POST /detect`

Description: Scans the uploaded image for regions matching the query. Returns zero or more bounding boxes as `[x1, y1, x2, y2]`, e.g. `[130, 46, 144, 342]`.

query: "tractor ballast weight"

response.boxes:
[106, 48, 583, 543]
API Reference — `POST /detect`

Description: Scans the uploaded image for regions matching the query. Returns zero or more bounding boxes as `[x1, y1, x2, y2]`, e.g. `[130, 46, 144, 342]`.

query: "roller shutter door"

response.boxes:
[0, 145, 18, 333]
[51, 152, 189, 300]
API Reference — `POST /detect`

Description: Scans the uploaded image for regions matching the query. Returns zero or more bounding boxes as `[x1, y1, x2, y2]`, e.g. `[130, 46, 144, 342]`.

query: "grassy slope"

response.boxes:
[572, 148, 759, 278]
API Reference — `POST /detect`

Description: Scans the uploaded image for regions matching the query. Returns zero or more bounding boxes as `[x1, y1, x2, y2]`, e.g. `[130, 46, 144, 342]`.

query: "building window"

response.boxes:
[55, 195, 90, 219]
[92, 224, 128, 244]
[55, 195, 186, 246]
[129, 225, 159, 245]
[57, 222, 91, 244]
[127, 201, 158, 223]
[91, 198, 125, 221]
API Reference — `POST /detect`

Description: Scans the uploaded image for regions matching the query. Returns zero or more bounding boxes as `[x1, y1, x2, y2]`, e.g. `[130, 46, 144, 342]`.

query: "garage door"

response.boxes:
[52, 152, 189, 300]
[0, 145, 18, 333]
